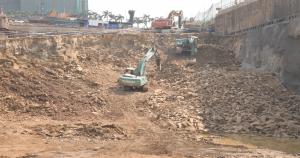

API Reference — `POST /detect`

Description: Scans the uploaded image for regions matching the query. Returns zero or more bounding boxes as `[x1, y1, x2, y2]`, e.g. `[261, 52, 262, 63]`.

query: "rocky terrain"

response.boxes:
[138, 40, 300, 142]
[0, 31, 299, 158]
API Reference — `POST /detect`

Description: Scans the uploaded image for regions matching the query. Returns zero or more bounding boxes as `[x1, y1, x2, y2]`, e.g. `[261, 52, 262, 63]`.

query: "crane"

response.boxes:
[118, 47, 161, 92]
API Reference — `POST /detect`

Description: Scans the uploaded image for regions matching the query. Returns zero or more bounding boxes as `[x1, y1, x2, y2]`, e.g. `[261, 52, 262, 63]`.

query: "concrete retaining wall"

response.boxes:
[215, 0, 300, 34]
[236, 18, 300, 93]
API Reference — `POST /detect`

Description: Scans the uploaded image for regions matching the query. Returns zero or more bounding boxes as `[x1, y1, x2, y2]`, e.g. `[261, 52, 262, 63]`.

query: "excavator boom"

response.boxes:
[134, 48, 157, 76]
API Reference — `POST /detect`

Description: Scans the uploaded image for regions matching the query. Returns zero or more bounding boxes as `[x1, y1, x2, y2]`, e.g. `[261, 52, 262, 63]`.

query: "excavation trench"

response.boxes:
[0, 32, 299, 157]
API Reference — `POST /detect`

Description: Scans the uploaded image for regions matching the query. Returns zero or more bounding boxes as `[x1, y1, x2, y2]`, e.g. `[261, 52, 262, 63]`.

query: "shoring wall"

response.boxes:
[215, 0, 300, 34]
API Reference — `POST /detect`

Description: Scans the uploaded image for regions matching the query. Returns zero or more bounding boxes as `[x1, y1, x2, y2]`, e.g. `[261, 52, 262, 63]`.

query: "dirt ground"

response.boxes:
[0, 31, 299, 158]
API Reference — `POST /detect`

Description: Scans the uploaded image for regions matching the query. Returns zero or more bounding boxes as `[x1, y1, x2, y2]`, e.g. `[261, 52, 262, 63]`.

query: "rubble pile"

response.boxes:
[196, 44, 240, 67]
[146, 47, 300, 138]
[30, 123, 127, 140]
[144, 89, 205, 133]
[0, 66, 107, 117]
[195, 68, 300, 138]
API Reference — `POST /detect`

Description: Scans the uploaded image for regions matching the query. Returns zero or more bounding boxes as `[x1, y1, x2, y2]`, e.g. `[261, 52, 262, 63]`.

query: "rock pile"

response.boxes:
[30, 123, 127, 140]
[144, 89, 205, 132]
[147, 46, 300, 138]
[196, 44, 240, 67]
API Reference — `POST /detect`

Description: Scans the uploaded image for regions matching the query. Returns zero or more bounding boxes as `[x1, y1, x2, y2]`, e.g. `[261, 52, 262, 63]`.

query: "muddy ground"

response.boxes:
[0, 31, 299, 158]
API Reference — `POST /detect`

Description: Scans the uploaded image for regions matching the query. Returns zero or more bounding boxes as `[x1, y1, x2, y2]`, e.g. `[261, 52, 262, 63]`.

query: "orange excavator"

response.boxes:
[151, 10, 183, 29]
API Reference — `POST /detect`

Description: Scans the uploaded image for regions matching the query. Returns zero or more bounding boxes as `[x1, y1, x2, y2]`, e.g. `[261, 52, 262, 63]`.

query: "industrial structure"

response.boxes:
[0, 0, 88, 16]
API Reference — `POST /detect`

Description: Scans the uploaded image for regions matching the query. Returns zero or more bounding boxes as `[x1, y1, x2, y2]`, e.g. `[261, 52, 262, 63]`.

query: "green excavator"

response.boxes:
[118, 47, 161, 92]
[175, 36, 198, 56]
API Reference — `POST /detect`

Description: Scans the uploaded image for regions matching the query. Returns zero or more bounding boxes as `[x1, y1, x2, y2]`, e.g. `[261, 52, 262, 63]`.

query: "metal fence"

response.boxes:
[194, 0, 300, 34]
[194, 0, 246, 25]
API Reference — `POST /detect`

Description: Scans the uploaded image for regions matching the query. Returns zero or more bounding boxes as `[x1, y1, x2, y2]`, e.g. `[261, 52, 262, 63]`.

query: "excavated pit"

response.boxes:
[0, 32, 299, 157]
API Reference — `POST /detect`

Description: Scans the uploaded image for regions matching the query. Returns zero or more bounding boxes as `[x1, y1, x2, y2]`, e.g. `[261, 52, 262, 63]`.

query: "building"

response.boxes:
[0, 0, 88, 15]
[0, 8, 9, 30]
[0, 0, 21, 11]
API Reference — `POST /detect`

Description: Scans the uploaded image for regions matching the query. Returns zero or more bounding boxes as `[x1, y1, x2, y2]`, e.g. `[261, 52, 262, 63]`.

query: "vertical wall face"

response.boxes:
[0, 0, 21, 12]
[44, 0, 77, 14]
[82, 0, 88, 15]
[215, 0, 300, 34]
[74, 0, 89, 15]
[43, 0, 88, 15]
[272, 0, 300, 19]
[237, 19, 300, 93]
[20, 0, 40, 13]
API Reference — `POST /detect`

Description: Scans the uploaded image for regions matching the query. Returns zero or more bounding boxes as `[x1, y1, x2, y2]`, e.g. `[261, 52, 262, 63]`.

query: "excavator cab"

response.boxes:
[176, 36, 198, 56]
[124, 68, 135, 75]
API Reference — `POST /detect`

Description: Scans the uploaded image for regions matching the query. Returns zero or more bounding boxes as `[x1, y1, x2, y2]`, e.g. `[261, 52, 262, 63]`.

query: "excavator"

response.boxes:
[118, 47, 161, 92]
[151, 10, 183, 29]
[176, 36, 198, 56]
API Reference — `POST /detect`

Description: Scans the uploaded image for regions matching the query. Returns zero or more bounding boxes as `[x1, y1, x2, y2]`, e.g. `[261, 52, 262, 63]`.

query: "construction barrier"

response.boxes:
[195, 0, 300, 35]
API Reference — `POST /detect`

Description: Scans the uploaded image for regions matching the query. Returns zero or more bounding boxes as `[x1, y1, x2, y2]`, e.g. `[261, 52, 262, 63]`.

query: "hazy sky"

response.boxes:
[89, 0, 220, 19]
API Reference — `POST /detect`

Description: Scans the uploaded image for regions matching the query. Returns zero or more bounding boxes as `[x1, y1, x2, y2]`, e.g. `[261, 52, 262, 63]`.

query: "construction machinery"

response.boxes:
[118, 47, 161, 92]
[151, 10, 183, 29]
[176, 36, 198, 55]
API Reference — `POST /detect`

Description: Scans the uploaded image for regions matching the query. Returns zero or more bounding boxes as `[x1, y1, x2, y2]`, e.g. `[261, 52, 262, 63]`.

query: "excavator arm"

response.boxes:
[168, 10, 183, 28]
[167, 10, 183, 19]
[134, 47, 160, 76]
